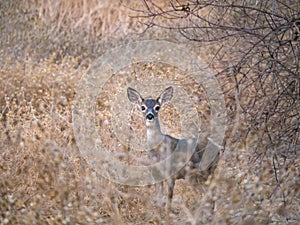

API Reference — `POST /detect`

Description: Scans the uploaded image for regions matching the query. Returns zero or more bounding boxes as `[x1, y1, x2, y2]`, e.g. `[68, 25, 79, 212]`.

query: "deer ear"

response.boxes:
[158, 86, 173, 105]
[127, 87, 143, 105]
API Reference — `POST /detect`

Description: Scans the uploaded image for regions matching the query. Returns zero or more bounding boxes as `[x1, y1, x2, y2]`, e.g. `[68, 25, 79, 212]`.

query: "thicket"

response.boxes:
[0, 0, 299, 224]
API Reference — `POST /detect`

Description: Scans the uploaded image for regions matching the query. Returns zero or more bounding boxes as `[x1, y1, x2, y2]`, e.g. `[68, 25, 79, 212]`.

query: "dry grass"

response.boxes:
[0, 0, 299, 224]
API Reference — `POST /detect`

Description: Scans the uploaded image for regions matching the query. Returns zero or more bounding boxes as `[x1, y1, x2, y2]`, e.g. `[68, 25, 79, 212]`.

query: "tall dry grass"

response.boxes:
[0, 0, 299, 224]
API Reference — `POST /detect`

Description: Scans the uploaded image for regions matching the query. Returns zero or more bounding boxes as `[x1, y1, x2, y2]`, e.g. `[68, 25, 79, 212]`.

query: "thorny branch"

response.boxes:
[131, 0, 300, 164]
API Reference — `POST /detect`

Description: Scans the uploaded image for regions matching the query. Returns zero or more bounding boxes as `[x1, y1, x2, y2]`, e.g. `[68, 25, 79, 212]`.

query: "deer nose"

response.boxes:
[146, 113, 154, 120]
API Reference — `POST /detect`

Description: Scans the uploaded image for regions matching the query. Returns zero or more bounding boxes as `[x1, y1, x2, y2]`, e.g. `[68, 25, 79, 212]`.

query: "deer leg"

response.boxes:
[154, 182, 164, 207]
[166, 178, 175, 214]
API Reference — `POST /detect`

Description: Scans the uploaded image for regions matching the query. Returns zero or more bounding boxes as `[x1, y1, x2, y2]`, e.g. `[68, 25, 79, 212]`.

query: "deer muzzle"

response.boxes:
[146, 113, 154, 120]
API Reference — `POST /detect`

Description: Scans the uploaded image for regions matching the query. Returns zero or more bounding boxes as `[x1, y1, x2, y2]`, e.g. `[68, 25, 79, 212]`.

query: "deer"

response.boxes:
[127, 86, 217, 214]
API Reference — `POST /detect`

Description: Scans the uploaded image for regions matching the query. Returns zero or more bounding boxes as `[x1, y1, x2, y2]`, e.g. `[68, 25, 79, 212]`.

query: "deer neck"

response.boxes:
[146, 118, 164, 150]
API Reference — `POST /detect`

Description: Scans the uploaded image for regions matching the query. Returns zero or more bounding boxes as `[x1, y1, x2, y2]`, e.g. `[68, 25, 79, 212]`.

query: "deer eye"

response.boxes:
[154, 105, 160, 111]
[141, 106, 146, 111]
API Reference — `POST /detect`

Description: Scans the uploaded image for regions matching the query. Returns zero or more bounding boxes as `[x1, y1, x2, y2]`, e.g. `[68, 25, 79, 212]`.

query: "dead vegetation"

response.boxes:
[0, 0, 299, 224]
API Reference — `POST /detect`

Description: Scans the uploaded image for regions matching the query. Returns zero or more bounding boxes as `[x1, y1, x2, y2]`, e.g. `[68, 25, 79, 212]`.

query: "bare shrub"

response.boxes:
[134, 0, 299, 156]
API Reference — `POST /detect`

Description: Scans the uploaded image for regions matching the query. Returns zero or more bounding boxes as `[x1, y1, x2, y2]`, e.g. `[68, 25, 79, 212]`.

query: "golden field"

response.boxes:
[1, 1, 299, 224]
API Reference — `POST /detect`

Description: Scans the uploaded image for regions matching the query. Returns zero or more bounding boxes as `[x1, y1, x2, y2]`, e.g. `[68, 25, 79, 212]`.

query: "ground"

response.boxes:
[0, 1, 299, 224]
